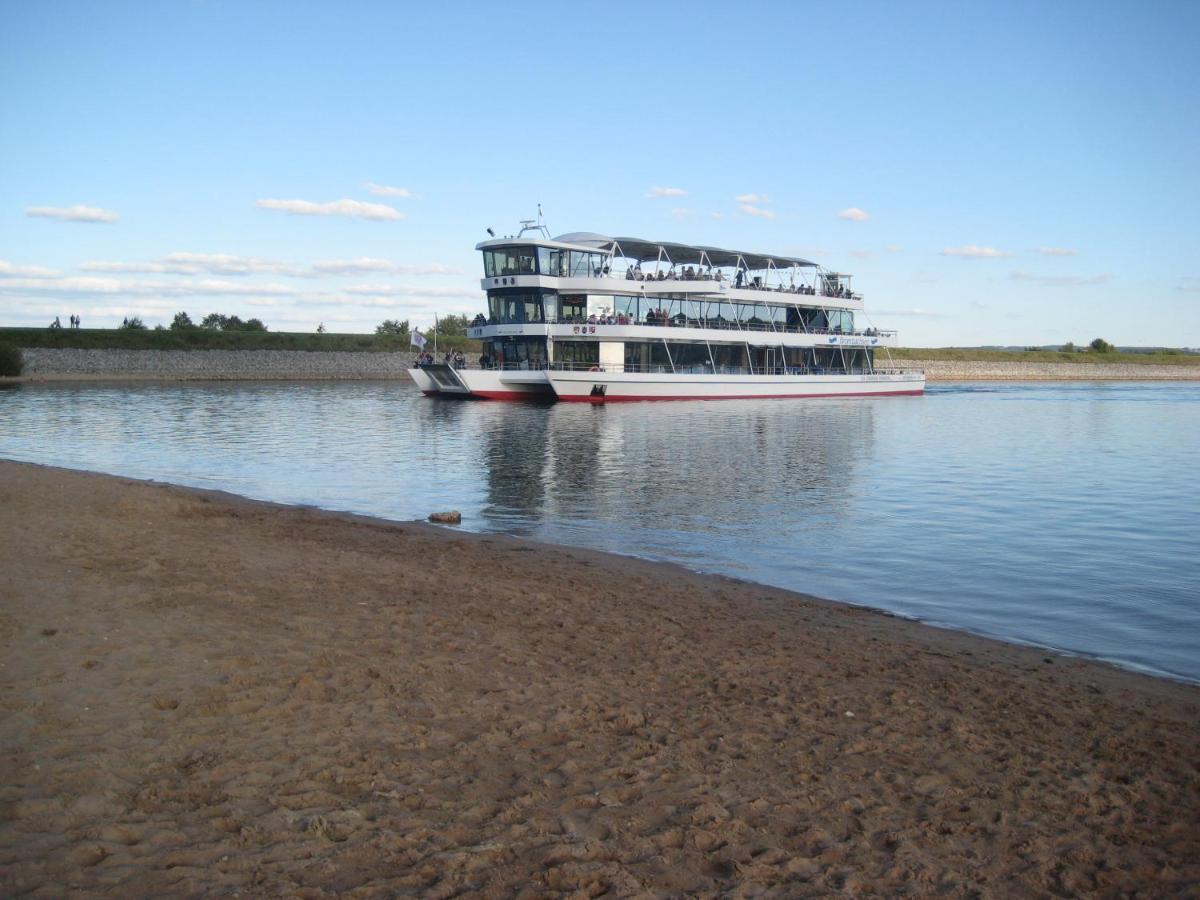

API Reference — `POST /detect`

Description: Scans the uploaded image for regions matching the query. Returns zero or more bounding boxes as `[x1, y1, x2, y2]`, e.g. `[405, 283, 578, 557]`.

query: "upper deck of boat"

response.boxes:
[476, 231, 862, 309]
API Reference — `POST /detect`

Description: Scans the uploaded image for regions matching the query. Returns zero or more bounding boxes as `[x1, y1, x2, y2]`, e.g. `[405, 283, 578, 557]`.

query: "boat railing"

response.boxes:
[416, 361, 921, 376]
[540, 317, 894, 338]
[611, 270, 861, 298]
[546, 362, 892, 376]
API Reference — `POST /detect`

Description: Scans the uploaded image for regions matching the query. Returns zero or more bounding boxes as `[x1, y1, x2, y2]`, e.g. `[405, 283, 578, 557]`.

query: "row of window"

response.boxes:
[484, 290, 854, 331]
[543, 340, 871, 371]
[483, 248, 609, 279]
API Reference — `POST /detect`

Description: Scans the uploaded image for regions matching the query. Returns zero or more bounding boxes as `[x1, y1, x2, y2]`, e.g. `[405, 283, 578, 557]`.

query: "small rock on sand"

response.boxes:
[428, 511, 462, 524]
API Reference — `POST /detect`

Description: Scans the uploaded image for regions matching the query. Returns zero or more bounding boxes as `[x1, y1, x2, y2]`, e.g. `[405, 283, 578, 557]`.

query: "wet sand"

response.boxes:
[1, 460, 1197, 896]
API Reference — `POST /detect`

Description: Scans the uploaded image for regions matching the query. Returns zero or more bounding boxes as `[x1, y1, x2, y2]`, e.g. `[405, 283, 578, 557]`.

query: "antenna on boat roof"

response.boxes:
[517, 204, 551, 240]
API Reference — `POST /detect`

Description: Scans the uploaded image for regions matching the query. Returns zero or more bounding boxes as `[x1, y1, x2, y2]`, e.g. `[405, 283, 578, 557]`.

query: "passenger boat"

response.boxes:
[410, 219, 924, 402]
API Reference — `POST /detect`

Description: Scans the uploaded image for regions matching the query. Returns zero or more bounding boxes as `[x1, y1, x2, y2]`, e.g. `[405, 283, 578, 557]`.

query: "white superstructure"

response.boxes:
[412, 221, 924, 402]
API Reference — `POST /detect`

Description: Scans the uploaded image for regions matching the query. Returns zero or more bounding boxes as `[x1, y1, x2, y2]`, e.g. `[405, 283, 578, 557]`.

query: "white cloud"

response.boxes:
[848, 249, 873, 259]
[735, 193, 769, 204]
[0, 275, 301, 298]
[884, 244, 903, 253]
[739, 203, 776, 220]
[670, 207, 693, 218]
[26, 205, 119, 223]
[364, 183, 415, 198]
[646, 186, 687, 198]
[1038, 247, 1077, 257]
[1010, 270, 1111, 286]
[311, 258, 461, 276]
[0, 260, 60, 278]
[82, 252, 304, 277]
[255, 198, 404, 221]
[941, 245, 1013, 259]
[710, 211, 724, 219]
[82, 252, 458, 278]
[837, 207, 870, 222]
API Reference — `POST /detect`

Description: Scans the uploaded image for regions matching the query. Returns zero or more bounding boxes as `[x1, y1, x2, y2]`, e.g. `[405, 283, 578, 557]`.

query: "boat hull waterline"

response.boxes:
[411, 367, 924, 402]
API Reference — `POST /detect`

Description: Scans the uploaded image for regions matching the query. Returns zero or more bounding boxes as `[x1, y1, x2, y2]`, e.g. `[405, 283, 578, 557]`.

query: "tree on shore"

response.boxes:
[119, 316, 147, 330]
[1089, 338, 1113, 353]
[199, 313, 268, 332]
[376, 319, 410, 337]
[426, 314, 471, 339]
[1061, 341, 1076, 353]
[171, 311, 196, 330]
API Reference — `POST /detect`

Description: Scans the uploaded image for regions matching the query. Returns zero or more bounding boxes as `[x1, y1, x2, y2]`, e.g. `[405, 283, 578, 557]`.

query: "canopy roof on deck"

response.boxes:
[553, 233, 817, 270]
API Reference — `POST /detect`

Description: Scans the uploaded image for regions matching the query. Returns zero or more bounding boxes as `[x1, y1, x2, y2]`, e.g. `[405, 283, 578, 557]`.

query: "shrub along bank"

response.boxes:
[0, 327, 480, 354]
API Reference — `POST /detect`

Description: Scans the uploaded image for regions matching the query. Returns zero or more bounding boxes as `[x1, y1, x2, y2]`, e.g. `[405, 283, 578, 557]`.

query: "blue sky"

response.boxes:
[1, 0, 1197, 346]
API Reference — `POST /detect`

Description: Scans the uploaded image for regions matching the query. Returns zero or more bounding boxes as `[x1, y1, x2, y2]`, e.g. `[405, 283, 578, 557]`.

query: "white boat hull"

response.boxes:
[408, 366, 438, 394]
[407, 366, 553, 400]
[547, 370, 925, 401]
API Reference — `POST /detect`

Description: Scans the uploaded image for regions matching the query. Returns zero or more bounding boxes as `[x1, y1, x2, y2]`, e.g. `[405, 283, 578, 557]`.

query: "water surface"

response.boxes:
[2, 380, 1197, 682]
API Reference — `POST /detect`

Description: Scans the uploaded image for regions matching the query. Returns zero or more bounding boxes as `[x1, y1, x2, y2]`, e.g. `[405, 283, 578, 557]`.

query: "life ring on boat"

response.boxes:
[588, 366, 600, 372]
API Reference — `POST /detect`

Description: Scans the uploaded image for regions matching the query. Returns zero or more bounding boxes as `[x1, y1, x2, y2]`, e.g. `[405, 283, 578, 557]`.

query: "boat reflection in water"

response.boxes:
[472, 399, 876, 570]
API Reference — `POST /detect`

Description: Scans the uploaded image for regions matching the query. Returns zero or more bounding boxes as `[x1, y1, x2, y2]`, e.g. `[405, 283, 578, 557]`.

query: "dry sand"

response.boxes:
[1, 460, 1197, 897]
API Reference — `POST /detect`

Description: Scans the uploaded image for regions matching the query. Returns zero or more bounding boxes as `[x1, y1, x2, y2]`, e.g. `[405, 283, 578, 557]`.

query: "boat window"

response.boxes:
[487, 290, 552, 324]
[482, 247, 537, 277]
[622, 341, 672, 371]
[670, 342, 712, 371]
[537, 247, 552, 276]
[490, 336, 547, 366]
[612, 295, 640, 319]
[709, 344, 745, 372]
[559, 295, 586, 321]
[555, 340, 598, 365]
[568, 251, 592, 278]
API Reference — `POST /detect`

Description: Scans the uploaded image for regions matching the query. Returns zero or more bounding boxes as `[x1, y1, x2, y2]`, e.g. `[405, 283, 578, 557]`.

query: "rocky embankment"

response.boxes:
[16, 348, 421, 380]
[8, 348, 1198, 381]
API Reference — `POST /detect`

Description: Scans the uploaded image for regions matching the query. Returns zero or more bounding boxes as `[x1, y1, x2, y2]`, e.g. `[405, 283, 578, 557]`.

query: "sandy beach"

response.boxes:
[1, 461, 1197, 897]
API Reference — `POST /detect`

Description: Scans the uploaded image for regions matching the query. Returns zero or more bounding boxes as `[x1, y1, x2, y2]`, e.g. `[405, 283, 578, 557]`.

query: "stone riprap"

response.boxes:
[9, 348, 1199, 381]
[19, 348, 422, 380]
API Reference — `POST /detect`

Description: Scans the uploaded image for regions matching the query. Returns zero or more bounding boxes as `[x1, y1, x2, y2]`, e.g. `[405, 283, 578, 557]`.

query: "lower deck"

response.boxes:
[410, 364, 923, 402]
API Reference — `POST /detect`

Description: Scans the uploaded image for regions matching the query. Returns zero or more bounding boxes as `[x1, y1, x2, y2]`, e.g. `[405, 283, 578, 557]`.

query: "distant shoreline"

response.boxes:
[3, 347, 1199, 382]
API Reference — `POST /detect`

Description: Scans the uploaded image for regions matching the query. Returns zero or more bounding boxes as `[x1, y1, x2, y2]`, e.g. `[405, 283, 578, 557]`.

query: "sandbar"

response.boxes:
[1, 461, 1197, 896]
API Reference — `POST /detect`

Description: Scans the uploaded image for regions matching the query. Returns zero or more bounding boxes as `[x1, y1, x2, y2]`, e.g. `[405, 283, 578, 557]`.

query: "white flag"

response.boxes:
[410, 329, 427, 348]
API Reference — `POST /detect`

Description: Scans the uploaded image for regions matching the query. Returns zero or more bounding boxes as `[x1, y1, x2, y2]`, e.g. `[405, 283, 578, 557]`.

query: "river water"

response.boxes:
[2, 379, 1197, 682]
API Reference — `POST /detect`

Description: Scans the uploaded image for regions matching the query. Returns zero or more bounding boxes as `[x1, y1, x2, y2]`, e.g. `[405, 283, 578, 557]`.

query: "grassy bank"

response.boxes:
[0, 327, 480, 354]
[888, 347, 1200, 366]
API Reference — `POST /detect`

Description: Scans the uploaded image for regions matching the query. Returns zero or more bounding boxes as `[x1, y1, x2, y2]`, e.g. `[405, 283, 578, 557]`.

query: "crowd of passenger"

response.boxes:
[413, 350, 467, 368]
[619, 264, 854, 297]
[476, 310, 881, 337]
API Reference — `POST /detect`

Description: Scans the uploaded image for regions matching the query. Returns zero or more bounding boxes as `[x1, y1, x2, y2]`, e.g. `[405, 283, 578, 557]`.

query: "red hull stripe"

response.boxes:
[471, 390, 553, 401]
[555, 389, 924, 402]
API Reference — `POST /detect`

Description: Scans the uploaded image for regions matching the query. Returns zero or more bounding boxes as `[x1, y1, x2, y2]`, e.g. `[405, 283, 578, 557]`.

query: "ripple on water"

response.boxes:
[2, 379, 1198, 682]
